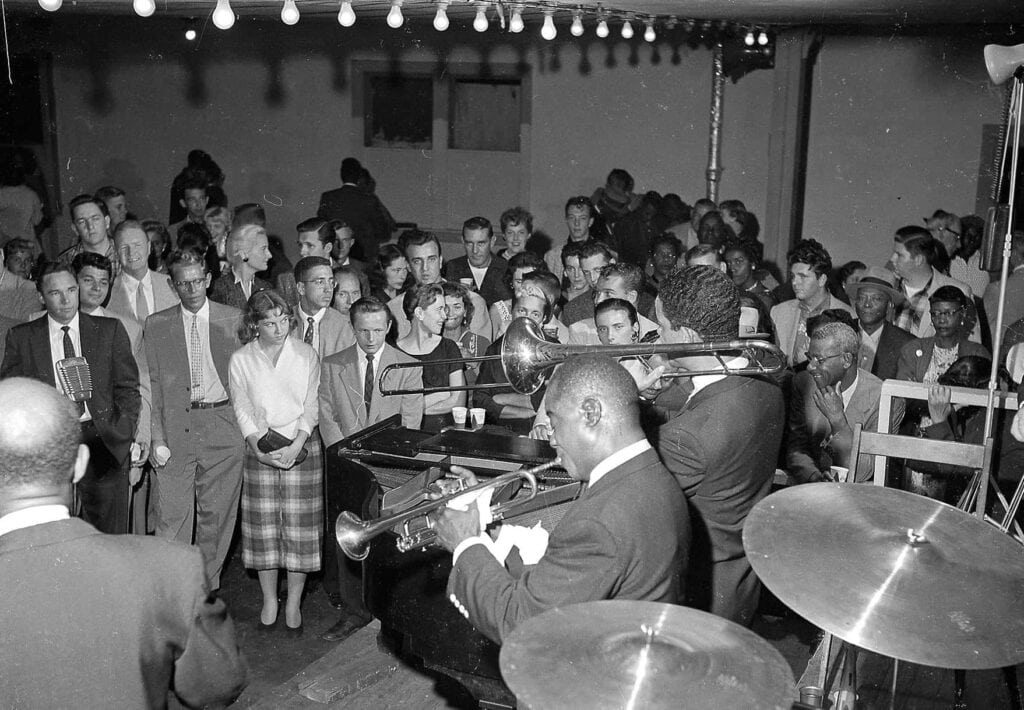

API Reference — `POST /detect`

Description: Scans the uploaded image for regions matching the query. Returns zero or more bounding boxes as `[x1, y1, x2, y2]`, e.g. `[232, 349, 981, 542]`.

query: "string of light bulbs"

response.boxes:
[33, 0, 772, 46]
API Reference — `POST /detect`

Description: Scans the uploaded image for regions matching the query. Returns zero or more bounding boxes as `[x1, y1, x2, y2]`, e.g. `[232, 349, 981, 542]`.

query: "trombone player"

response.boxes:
[432, 353, 690, 644]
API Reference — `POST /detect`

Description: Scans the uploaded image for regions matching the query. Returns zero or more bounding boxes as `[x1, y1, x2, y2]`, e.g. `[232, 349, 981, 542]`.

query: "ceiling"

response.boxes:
[5, 0, 1023, 27]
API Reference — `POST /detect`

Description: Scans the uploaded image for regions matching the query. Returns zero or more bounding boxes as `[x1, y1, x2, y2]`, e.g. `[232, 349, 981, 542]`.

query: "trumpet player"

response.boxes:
[432, 353, 690, 644]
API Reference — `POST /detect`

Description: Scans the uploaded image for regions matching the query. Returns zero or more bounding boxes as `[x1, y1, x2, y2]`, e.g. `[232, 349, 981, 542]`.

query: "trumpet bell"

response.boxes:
[985, 43, 1024, 85]
[336, 510, 372, 561]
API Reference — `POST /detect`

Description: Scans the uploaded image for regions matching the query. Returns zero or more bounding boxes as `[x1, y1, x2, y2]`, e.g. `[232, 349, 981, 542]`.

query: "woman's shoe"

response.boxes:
[256, 617, 278, 633]
[284, 623, 304, 638]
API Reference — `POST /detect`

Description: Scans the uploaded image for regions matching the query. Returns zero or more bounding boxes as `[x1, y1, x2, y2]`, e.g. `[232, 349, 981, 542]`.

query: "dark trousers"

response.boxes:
[78, 421, 129, 535]
[323, 455, 376, 620]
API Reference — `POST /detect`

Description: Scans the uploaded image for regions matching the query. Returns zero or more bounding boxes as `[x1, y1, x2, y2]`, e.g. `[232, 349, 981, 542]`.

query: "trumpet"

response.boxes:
[379, 316, 786, 396]
[335, 459, 562, 560]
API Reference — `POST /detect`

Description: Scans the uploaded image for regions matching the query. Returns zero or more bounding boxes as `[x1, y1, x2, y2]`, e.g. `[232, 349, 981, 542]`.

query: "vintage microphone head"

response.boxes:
[56, 356, 93, 403]
[984, 43, 1024, 85]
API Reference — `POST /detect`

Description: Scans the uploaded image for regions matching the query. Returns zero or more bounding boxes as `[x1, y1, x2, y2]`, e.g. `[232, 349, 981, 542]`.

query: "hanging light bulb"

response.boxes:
[280, 0, 300, 25]
[133, 0, 156, 18]
[473, 3, 489, 32]
[338, 0, 356, 27]
[595, 17, 609, 38]
[744, 30, 755, 46]
[185, 27, 198, 41]
[757, 30, 769, 46]
[212, 0, 235, 29]
[570, 12, 583, 37]
[386, 0, 404, 28]
[431, 2, 449, 31]
[509, 5, 524, 33]
[38, 0, 62, 10]
[644, 20, 655, 42]
[620, 18, 633, 39]
[540, 10, 556, 40]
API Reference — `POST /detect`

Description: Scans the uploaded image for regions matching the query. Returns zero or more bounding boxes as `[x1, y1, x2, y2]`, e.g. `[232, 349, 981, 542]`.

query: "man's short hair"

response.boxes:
[3, 237, 35, 262]
[522, 270, 561, 306]
[296, 217, 335, 248]
[233, 203, 266, 228]
[397, 228, 441, 257]
[0, 378, 82, 491]
[166, 247, 209, 278]
[332, 264, 364, 291]
[294, 255, 332, 283]
[340, 157, 363, 184]
[546, 353, 639, 423]
[811, 321, 860, 357]
[895, 225, 939, 263]
[500, 206, 533, 234]
[113, 218, 147, 243]
[68, 194, 108, 219]
[35, 262, 75, 293]
[180, 175, 208, 194]
[606, 169, 634, 193]
[598, 261, 645, 295]
[807, 308, 857, 336]
[564, 196, 594, 217]
[595, 297, 638, 326]
[463, 216, 493, 237]
[658, 265, 740, 340]
[578, 241, 613, 262]
[71, 251, 113, 279]
[719, 198, 747, 214]
[350, 296, 391, 326]
[650, 233, 683, 258]
[94, 185, 125, 201]
[561, 240, 585, 266]
[685, 243, 722, 265]
[786, 238, 832, 277]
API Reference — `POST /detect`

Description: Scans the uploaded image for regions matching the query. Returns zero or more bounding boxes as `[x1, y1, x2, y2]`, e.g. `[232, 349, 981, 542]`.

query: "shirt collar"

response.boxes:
[0, 505, 70, 538]
[298, 305, 326, 324]
[121, 269, 150, 289]
[690, 356, 748, 396]
[47, 312, 80, 336]
[839, 372, 860, 410]
[588, 439, 651, 488]
[181, 299, 210, 322]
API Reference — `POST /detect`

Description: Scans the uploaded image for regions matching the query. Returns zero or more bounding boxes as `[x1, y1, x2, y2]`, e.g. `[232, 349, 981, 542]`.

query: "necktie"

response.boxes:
[190, 315, 204, 402]
[364, 352, 375, 416]
[304, 316, 315, 346]
[61, 326, 84, 415]
[135, 284, 149, 323]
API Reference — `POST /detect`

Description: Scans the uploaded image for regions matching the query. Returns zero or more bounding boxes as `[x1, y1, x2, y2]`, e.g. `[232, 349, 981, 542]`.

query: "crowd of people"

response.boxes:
[3, 151, 1024, 704]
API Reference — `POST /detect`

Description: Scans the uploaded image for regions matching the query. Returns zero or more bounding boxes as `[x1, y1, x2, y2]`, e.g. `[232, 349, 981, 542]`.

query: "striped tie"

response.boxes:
[190, 315, 203, 401]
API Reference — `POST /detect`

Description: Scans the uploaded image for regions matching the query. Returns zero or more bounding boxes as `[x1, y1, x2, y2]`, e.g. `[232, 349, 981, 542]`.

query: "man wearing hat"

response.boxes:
[848, 266, 915, 381]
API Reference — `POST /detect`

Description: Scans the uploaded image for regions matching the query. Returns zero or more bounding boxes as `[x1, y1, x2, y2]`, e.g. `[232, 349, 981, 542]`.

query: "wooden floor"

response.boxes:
[245, 613, 1024, 709]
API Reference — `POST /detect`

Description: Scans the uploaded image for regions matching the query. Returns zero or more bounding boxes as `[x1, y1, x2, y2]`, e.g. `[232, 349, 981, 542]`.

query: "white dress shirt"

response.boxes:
[47, 313, 91, 421]
[0, 505, 70, 538]
[121, 270, 154, 320]
[297, 306, 327, 351]
[357, 347, 385, 402]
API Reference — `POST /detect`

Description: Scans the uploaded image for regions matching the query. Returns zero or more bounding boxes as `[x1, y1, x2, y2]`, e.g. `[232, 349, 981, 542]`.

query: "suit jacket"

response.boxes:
[106, 270, 180, 324]
[0, 314, 16, 366]
[654, 376, 784, 624]
[277, 266, 370, 311]
[770, 295, 856, 366]
[292, 306, 355, 360]
[0, 518, 246, 708]
[0, 267, 40, 322]
[447, 447, 689, 644]
[145, 302, 243, 454]
[895, 337, 990, 383]
[317, 184, 390, 261]
[869, 321, 916, 381]
[1, 312, 140, 466]
[985, 267, 1024, 348]
[443, 256, 512, 307]
[318, 343, 424, 447]
[94, 305, 153, 445]
[208, 273, 273, 312]
[787, 368, 903, 483]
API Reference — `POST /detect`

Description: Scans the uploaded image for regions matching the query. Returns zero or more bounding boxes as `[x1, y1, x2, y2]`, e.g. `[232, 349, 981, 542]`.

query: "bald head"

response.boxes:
[547, 354, 639, 420]
[0, 378, 82, 492]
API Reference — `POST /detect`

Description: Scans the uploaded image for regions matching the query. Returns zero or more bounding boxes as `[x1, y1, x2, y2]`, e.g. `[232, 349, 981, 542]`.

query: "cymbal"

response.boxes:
[500, 600, 796, 710]
[744, 484, 1024, 669]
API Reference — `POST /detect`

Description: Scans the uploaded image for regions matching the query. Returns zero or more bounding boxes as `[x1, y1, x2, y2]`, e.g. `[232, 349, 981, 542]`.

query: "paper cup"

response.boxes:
[452, 406, 468, 427]
[469, 407, 485, 429]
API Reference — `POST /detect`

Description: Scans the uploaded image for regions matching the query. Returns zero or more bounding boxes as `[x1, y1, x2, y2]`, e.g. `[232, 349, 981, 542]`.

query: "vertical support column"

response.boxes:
[763, 29, 822, 274]
[706, 43, 725, 202]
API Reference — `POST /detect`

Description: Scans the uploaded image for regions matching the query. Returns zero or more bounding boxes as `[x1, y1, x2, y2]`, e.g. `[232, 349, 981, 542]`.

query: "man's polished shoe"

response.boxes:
[320, 615, 371, 643]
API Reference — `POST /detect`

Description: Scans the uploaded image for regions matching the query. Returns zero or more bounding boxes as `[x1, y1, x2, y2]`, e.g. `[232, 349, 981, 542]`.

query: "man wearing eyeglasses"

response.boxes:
[293, 256, 354, 359]
[787, 321, 904, 484]
[144, 248, 244, 591]
[57, 195, 120, 278]
[847, 266, 915, 380]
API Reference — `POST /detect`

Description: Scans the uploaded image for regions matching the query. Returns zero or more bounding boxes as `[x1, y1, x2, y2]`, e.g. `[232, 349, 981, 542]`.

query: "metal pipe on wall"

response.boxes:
[706, 42, 725, 202]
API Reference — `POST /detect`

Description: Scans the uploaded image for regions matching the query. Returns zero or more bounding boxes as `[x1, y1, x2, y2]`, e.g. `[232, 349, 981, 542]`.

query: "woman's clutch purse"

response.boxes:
[257, 429, 308, 464]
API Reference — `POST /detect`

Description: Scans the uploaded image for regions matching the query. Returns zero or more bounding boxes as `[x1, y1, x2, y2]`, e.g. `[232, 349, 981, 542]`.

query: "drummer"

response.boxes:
[432, 353, 690, 644]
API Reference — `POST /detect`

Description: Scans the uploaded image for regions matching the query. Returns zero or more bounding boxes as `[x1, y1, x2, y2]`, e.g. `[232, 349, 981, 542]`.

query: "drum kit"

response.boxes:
[498, 484, 1024, 709]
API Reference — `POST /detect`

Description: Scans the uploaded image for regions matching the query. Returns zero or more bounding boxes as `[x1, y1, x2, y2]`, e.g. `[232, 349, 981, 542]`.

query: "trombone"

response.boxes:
[335, 459, 561, 560]
[379, 316, 786, 396]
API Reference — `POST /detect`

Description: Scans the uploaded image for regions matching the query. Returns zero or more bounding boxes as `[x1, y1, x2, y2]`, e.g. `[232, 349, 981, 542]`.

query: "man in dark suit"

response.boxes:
[317, 157, 390, 261]
[146, 248, 244, 590]
[318, 297, 423, 641]
[849, 266, 915, 380]
[443, 216, 512, 307]
[2, 262, 140, 534]
[435, 354, 690, 644]
[0, 377, 247, 708]
[652, 266, 784, 627]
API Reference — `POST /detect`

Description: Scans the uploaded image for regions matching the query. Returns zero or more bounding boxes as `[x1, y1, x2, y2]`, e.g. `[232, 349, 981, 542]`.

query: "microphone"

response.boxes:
[56, 356, 93, 403]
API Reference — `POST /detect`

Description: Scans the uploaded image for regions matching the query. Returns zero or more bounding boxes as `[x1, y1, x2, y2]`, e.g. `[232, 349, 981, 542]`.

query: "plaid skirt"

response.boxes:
[241, 434, 324, 572]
